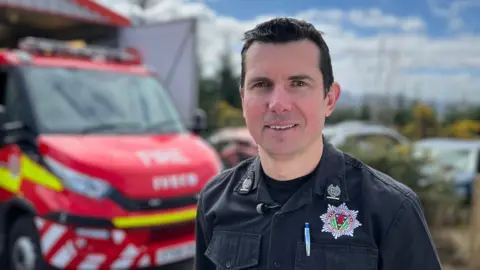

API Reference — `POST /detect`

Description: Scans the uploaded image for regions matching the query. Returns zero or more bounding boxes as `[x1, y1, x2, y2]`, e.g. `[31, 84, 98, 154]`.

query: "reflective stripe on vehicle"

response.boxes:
[40, 223, 67, 256]
[49, 240, 78, 268]
[0, 154, 63, 193]
[110, 244, 140, 269]
[21, 155, 63, 192]
[35, 217, 195, 269]
[112, 206, 197, 229]
[78, 254, 106, 270]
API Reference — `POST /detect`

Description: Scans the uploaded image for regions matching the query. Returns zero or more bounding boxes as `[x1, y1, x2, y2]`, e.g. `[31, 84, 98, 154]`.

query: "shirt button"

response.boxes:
[226, 261, 232, 268]
[274, 262, 281, 268]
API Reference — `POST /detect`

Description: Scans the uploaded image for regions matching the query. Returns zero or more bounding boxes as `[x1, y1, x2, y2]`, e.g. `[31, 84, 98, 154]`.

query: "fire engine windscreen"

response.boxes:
[21, 66, 187, 134]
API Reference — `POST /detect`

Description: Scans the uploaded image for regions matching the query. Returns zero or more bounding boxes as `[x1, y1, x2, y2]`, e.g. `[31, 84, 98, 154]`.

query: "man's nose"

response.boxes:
[268, 87, 292, 112]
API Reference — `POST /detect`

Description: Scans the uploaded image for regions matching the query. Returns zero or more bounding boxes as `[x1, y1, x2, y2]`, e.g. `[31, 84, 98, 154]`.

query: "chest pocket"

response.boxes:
[295, 242, 378, 270]
[205, 230, 261, 270]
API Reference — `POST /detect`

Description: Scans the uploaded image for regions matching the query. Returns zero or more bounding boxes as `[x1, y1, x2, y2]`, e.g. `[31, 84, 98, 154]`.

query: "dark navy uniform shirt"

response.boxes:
[195, 142, 442, 270]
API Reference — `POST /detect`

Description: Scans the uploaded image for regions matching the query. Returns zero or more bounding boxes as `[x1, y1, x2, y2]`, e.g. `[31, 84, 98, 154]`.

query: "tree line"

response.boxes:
[326, 102, 480, 140]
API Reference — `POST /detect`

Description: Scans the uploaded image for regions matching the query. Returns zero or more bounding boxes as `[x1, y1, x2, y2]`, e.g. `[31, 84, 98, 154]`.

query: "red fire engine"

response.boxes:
[0, 35, 221, 270]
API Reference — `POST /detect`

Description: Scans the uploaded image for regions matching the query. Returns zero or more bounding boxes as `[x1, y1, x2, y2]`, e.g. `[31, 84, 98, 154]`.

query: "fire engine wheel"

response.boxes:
[8, 216, 47, 270]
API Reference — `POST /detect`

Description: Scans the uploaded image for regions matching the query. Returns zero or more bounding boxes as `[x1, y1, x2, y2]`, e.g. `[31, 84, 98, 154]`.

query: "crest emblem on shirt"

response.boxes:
[320, 203, 362, 239]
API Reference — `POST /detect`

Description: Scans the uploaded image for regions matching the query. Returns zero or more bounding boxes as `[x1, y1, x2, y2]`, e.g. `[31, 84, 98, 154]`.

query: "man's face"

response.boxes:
[241, 39, 340, 157]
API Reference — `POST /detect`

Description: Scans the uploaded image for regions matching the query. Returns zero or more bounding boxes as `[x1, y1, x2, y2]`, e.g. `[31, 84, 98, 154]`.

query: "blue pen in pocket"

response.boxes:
[304, 222, 311, 256]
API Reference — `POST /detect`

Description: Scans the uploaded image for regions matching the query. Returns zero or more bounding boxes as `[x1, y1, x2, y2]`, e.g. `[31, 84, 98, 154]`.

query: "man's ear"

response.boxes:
[325, 82, 341, 118]
[239, 87, 244, 99]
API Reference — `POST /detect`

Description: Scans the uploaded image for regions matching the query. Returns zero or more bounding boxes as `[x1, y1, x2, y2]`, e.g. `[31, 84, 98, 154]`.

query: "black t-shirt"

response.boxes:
[262, 166, 316, 205]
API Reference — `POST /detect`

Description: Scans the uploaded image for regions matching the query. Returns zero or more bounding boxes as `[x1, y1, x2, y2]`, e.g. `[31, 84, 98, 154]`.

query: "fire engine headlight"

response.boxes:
[44, 157, 112, 199]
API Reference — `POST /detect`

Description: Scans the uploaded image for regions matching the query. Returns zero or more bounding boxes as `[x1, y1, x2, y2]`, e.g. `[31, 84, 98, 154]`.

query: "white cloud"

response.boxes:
[95, 0, 479, 103]
[428, 0, 480, 32]
[347, 9, 425, 31]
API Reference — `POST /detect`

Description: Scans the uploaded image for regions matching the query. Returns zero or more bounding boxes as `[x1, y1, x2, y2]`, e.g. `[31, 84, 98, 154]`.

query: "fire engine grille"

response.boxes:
[108, 190, 198, 212]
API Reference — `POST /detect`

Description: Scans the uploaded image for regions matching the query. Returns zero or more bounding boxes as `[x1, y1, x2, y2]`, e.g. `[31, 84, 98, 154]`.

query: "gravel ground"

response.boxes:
[443, 266, 467, 270]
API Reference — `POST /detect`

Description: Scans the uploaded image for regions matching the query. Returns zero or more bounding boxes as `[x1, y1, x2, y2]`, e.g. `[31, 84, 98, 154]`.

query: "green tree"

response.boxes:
[443, 107, 467, 125]
[326, 108, 360, 124]
[401, 103, 441, 139]
[445, 120, 480, 138]
[443, 105, 480, 124]
[393, 108, 413, 127]
[214, 100, 245, 128]
[217, 39, 241, 109]
[470, 106, 480, 120]
[198, 77, 220, 133]
[358, 104, 371, 121]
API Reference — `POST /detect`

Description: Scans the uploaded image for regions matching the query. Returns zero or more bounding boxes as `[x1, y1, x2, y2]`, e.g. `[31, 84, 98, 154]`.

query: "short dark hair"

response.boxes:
[240, 17, 334, 95]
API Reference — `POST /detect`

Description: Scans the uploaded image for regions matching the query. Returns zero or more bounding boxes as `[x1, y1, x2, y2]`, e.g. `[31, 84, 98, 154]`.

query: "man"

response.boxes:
[195, 17, 442, 270]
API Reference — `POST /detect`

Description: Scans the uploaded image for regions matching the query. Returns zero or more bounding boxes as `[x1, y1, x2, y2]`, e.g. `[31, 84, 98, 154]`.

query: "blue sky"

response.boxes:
[206, 0, 480, 36]
[200, 0, 480, 103]
[101, 0, 480, 103]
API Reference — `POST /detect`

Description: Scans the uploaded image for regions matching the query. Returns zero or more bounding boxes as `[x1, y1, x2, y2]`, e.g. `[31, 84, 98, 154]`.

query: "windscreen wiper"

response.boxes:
[81, 122, 141, 134]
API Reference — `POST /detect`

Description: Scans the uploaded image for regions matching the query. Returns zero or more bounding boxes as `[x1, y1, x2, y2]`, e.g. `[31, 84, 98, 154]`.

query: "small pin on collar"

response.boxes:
[238, 177, 253, 194]
[326, 184, 341, 200]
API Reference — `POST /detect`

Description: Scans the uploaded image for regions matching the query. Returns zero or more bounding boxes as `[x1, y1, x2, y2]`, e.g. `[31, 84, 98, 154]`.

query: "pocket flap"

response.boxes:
[295, 242, 378, 270]
[205, 230, 261, 270]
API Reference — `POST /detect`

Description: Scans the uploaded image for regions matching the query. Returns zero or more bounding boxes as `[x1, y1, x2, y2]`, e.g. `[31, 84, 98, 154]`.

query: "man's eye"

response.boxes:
[252, 82, 269, 88]
[292, 81, 306, 87]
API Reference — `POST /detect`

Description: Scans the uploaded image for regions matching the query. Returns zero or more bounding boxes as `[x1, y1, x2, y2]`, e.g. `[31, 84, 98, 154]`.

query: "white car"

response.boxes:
[413, 138, 480, 202]
[323, 121, 410, 149]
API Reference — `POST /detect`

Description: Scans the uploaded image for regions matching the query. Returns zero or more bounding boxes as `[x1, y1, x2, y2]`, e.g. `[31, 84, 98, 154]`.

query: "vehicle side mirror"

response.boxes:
[0, 105, 7, 127]
[191, 108, 207, 134]
[0, 105, 24, 146]
[0, 106, 8, 146]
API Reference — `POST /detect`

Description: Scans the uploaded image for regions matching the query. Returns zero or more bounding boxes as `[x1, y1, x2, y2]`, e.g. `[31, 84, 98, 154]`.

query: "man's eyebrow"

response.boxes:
[247, 76, 273, 84]
[288, 74, 314, 81]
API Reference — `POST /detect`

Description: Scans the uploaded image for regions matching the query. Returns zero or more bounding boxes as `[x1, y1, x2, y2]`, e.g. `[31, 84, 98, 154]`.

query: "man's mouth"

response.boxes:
[265, 124, 298, 130]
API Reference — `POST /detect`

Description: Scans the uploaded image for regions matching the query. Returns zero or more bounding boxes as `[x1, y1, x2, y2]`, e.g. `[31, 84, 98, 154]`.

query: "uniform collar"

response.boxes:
[314, 142, 350, 202]
[234, 140, 349, 202]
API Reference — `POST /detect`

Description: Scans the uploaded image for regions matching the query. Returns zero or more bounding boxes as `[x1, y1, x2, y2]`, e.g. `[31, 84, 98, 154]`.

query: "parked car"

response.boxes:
[413, 138, 480, 203]
[208, 127, 257, 169]
[323, 121, 410, 150]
